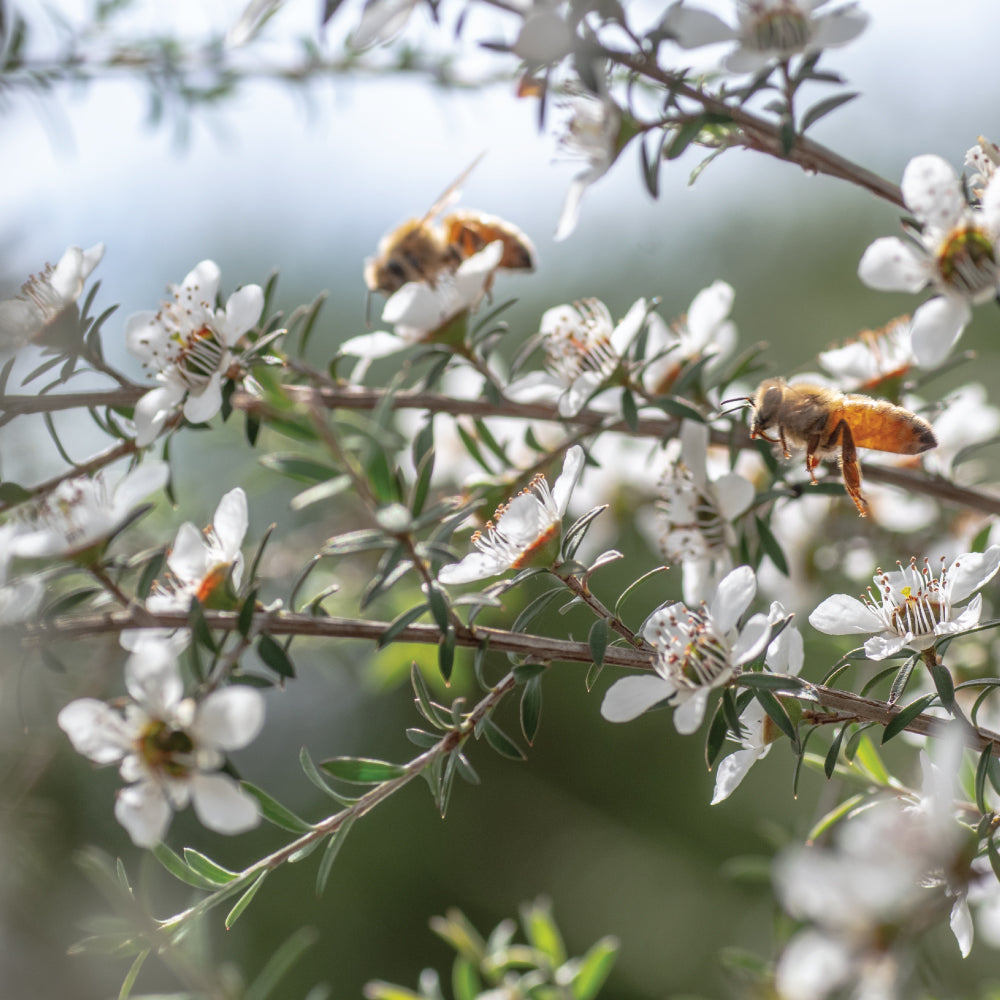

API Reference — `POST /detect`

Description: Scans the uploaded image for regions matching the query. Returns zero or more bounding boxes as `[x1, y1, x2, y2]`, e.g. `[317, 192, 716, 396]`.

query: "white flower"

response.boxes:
[438, 446, 585, 585]
[817, 315, 916, 391]
[10, 461, 169, 562]
[554, 90, 621, 241]
[711, 602, 802, 803]
[809, 547, 1000, 660]
[642, 280, 737, 394]
[965, 136, 1000, 198]
[858, 154, 1000, 368]
[925, 383, 1000, 478]
[126, 260, 264, 447]
[656, 420, 755, 605]
[341, 241, 503, 363]
[507, 298, 648, 416]
[148, 487, 249, 613]
[662, 0, 869, 75]
[601, 565, 771, 734]
[58, 637, 264, 847]
[349, 0, 419, 49]
[0, 243, 105, 351]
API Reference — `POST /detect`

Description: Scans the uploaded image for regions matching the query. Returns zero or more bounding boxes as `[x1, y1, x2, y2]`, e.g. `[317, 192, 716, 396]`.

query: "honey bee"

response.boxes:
[748, 378, 937, 517]
[364, 155, 537, 297]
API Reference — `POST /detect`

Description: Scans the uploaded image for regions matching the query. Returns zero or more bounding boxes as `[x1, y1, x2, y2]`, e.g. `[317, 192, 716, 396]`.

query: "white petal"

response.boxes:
[863, 632, 907, 660]
[80, 243, 106, 281]
[610, 298, 648, 354]
[115, 781, 173, 848]
[58, 699, 131, 763]
[339, 330, 407, 359]
[133, 385, 182, 447]
[944, 593, 982, 634]
[902, 155, 965, 232]
[48, 245, 87, 301]
[212, 488, 249, 559]
[686, 280, 733, 344]
[552, 445, 585, 514]
[714, 472, 754, 521]
[858, 237, 930, 293]
[946, 546, 1000, 604]
[950, 895, 974, 958]
[766, 624, 804, 676]
[183, 260, 222, 304]
[114, 460, 170, 513]
[680, 419, 709, 486]
[711, 746, 764, 804]
[222, 284, 264, 342]
[193, 686, 265, 751]
[733, 613, 771, 665]
[775, 930, 853, 1000]
[808, 594, 881, 634]
[190, 773, 261, 834]
[0, 297, 43, 349]
[810, 8, 869, 50]
[125, 311, 163, 363]
[0, 575, 44, 624]
[350, 0, 416, 49]
[183, 373, 224, 424]
[554, 175, 590, 242]
[167, 522, 211, 585]
[709, 565, 756, 634]
[673, 688, 711, 734]
[661, 3, 736, 48]
[125, 641, 184, 716]
[910, 295, 971, 368]
[600, 675, 674, 722]
[438, 551, 507, 585]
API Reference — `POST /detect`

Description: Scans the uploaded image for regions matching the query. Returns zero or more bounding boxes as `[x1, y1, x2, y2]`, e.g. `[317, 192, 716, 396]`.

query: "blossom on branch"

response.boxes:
[817, 315, 916, 392]
[858, 154, 1000, 367]
[126, 260, 264, 447]
[808, 547, 1000, 660]
[662, 0, 869, 75]
[438, 446, 585, 584]
[0, 243, 104, 351]
[601, 565, 770, 734]
[10, 461, 169, 562]
[58, 637, 265, 847]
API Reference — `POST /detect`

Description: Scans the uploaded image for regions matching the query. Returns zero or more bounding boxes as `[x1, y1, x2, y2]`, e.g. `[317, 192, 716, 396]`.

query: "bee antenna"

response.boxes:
[717, 395, 753, 418]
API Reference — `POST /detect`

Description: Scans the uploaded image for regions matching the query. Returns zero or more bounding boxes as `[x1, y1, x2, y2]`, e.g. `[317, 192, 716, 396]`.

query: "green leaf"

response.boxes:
[188, 597, 218, 654]
[806, 792, 867, 843]
[439, 625, 456, 683]
[753, 689, 797, 747]
[237, 588, 259, 639]
[588, 618, 609, 667]
[411, 662, 448, 729]
[151, 843, 217, 891]
[927, 658, 955, 709]
[451, 955, 482, 1000]
[754, 516, 789, 576]
[976, 742, 996, 814]
[512, 587, 565, 633]
[572, 936, 620, 1000]
[824, 725, 847, 779]
[520, 676, 542, 745]
[320, 757, 408, 783]
[799, 91, 858, 132]
[316, 816, 356, 897]
[0, 481, 31, 505]
[705, 697, 730, 770]
[522, 899, 566, 965]
[291, 475, 352, 511]
[378, 603, 429, 648]
[657, 397, 705, 423]
[242, 782, 313, 833]
[299, 746, 357, 804]
[257, 632, 296, 678]
[225, 871, 268, 930]
[882, 693, 937, 744]
[118, 947, 150, 1000]
[738, 672, 803, 692]
[665, 116, 704, 159]
[259, 453, 339, 483]
[182, 848, 238, 885]
[481, 718, 526, 760]
[621, 388, 639, 432]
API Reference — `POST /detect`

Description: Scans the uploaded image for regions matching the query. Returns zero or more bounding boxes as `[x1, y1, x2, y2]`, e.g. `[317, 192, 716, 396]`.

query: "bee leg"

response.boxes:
[779, 428, 792, 460]
[827, 420, 869, 517]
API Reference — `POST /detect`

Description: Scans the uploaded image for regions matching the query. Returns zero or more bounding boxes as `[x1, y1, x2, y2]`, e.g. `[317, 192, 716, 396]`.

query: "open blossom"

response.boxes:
[662, 0, 869, 75]
[809, 547, 1000, 660]
[656, 420, 754, 605]
[126, 260, 264, 447]
[58, 637, 264, 847]
[0, 243, 104, 351]
[341, 241, 503, 363]
[642, 280, 737, 394]
[965, 136, 1000, 198]
[10, 461, 169, 562]
[601, 565, 771, 734]
[438, 446, 585, 585]
[554, 90, 621, 241]
[818, 316, 916, 391]
[711, 603, 802, 803]
[858, 154, 1000, 367]
[148, 487, 248, 613]
[507, 298, 648, 416]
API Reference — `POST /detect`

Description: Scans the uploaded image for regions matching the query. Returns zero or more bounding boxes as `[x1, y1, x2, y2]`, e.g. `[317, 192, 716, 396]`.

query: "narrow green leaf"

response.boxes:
[299, 746, 357, 804]
[705, 698, 729, 770]
[258, 453, 338, 483]
[572, 935, 620, 1000]
[882, 693, 937, 744]
[182, 848, 238, 885]
[481, 718, 526, 760]
[439, 625, 456, 683]
[316, 816, 356, 897]
[800, 91, 858, 132]
[657, 397, 705, 423]
[320, 757, 408, 783]
[237, 588, 259, 639]
[242, 782, 313, 833]
[806, 793, 867, 843]
[824, 725, 847, 779]
[754, 516, 789, 576]
[257, 632, 296, 678]
[588, 618, 609, 667]
[928, 659, 955, 709]
[118, 947, 150, 1000]
[225, 871, 268, 930]
[378, 604, 429, 648]
[454, 752, 480, 785]
[621, 388, 639, 431]
[451, 955, 482, 1000]
[520, 676, 542, 745]
[976, 742, 995, 814]
[428, 584, 451, 633]
[411, 662, 448, 729]
[850, 732, 891, 784]
[738, 672, 803, 692]
[151, 843, 217, 891]
[188, 597, 218, 654]
[753, 689, 797, 747]
[522, 899, 566, 965]
[512, 587, 565, 633]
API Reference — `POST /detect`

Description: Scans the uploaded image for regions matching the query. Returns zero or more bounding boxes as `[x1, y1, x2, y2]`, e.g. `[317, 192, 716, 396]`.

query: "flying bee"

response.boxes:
[364, 155, 537, 297]
[747, 378, 937, 517]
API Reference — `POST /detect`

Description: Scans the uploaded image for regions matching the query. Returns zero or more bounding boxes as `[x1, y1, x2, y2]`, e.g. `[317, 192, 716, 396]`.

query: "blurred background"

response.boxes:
[4, 0, 1000, 997]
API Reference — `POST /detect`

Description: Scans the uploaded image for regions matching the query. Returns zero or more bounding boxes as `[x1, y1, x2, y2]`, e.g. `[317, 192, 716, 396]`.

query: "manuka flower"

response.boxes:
[554, 89, 622, 241]
[341, 241, 503, 363]
[10, 461, 169, 562]
[662, 0, 869, 75]
[508, 298, 649, 416]
[642, 280, 737, 394]
[601, 565, 771, 734]
[808, 547, 1000, 660]
[58, 637, 264, 847]
[858, 154, 1000, 367]
[817, 316, 916, 391]
[965, 136, 1000, 199]
[656, 420, 755, 605]
[438, 446, 585, 585]
[0, 243, 104, 351]
[711, 603, 802, 803]
[126, 260, 264, 447]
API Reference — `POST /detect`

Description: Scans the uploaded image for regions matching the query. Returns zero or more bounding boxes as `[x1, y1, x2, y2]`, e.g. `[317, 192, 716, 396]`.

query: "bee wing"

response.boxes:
[421, 151, 487, 223]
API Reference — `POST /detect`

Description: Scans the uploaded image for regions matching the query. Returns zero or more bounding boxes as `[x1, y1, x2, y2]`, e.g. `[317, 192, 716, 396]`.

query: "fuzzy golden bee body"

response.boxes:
[749, 378, 937, 517]
[364, 159, 536, 296]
